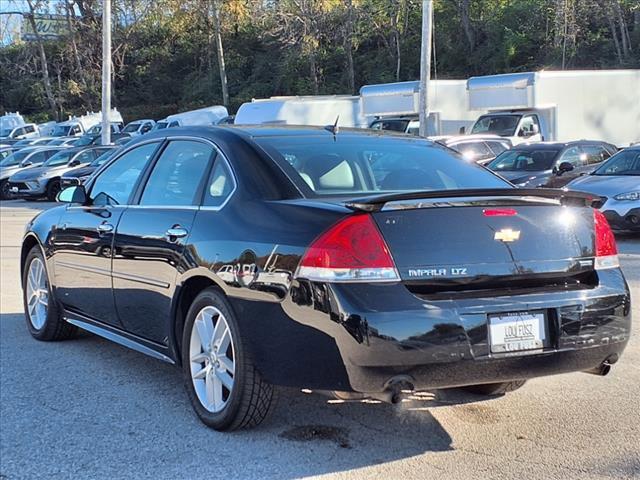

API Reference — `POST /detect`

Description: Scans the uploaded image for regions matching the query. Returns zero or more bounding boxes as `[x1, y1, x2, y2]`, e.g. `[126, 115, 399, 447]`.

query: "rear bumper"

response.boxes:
[235, 268, 631, 393]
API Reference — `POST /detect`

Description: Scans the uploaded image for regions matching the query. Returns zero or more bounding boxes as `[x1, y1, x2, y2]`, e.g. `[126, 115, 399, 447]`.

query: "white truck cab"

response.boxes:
[52, 109, 124, 137]
[1, 123, 40, 140]
[469, 110, 543, 145]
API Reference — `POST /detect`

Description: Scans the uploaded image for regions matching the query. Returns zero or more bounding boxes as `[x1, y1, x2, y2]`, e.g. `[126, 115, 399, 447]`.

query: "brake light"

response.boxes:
[483, 208, 517, 217]
[296, 214, 400, 282]
[594, 209, 619, 269]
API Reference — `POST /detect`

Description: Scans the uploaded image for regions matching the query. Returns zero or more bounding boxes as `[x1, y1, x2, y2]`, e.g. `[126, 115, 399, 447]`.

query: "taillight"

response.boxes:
[296, 214, 400, 282]
[594, 209, 619, 269]
[483, 208, 518, 217]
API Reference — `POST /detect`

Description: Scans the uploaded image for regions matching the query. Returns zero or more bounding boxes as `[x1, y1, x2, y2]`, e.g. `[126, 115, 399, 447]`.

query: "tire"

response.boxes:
[182, 287, 276, 430]
[22, 246, 77, 341]
[460, 380, 527, 396]
[0, 179, 12, 200]
[46, 179, 61, 201]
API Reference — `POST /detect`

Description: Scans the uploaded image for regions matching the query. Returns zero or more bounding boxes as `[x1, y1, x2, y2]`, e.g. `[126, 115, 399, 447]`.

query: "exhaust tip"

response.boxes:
[583, 357, 615, 376]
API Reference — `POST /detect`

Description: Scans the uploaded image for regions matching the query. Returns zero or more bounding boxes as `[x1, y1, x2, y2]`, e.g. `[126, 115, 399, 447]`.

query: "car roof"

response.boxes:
[511, 140, 612, 150]
[222, 124, 430, 140]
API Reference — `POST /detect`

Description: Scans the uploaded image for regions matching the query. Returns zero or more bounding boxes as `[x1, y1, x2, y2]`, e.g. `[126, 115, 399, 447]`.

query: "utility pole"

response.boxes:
[418, 0, 433, 138]
[101, 0, 111, 145]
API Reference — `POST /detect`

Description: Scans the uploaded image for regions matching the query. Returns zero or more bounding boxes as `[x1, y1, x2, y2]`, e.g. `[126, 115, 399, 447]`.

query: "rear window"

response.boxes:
[256, 135, 509, 197]
[488, 149, 559, 172]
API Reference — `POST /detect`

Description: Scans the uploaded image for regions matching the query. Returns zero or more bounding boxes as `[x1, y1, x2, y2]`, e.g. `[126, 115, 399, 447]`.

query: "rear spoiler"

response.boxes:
[344, 188, 599, 212]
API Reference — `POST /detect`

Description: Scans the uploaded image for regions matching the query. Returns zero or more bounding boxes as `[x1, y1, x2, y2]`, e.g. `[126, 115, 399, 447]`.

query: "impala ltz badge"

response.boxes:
[494, 228, 521, 242]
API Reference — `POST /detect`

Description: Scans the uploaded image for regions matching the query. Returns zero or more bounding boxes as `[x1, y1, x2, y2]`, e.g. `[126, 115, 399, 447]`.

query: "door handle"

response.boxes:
[97, 223, 114, 234]
[165, 226, 188, 239]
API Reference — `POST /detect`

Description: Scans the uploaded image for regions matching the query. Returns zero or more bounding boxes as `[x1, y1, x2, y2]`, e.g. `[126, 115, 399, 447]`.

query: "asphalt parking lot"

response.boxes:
[0, 200, 638, 480]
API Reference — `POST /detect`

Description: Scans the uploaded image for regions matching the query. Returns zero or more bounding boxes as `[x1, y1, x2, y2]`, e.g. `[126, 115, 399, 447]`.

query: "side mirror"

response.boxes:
[20, 160, 32, 167]
[459, 126, 466, 135]
[557, 161, 574, 174]
[57, 185, 87, 204]
[68, 159, 80, 167]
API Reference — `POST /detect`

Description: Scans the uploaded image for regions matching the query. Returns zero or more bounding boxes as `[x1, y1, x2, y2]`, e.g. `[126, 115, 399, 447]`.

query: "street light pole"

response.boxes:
[101, 0, 111, 145]
[418, 0, 433, 138]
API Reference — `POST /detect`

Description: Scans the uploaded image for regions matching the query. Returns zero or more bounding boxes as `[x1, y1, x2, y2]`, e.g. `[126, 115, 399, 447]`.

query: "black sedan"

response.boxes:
[487, 140, 617, 188]
[21, 126, 630, 431]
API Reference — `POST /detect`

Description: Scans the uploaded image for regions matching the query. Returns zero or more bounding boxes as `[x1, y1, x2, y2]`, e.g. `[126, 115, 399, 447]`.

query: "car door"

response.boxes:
[52, 142, 161, 326]
[112, 139, 216, 343]
[516, 115, 542, 142]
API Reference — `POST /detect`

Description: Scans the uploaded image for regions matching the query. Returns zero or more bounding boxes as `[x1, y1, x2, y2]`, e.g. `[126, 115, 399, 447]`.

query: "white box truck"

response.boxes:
[51, 109, 124, 137]
[360, 80, 478, 135]
[235, 96, 369, 128]
[465, 70, 640, 147]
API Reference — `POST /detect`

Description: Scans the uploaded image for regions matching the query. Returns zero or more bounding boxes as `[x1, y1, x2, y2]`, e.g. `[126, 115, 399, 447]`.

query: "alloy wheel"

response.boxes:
[26, 257, 48, 330]
[189, 305, 236, 413]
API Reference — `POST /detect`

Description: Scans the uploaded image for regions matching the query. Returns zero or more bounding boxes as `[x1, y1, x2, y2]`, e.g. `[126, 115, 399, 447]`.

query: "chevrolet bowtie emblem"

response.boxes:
[494, 228, 521, 242]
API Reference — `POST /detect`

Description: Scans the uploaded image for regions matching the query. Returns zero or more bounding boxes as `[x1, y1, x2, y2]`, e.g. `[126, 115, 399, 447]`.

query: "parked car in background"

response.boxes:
[13, 137, 54, 148]
[122, 119, 155, 136]
[0, 146, 68, 199]
[434, 135, 512, 164]
[61, 147, 120, 188]
[20, 126, 629, 431]
[568, 145, 640, 233]
[8, 146, 113, 201]
[46, 137, 81, 147]
[0, 145, 20, 161]
[487, 141, 617, 188]
[74, 131, 130, 147]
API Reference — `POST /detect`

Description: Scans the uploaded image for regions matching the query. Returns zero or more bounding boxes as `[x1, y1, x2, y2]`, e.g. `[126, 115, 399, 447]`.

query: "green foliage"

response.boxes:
[1, 0, 638, 121]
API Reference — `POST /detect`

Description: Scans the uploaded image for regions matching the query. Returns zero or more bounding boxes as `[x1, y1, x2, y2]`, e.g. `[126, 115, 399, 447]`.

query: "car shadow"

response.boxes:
[0, 311, 500, 479]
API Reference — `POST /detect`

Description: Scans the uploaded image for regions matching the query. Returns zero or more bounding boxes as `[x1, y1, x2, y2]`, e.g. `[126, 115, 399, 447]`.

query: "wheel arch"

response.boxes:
[20, 233, 42, 280]
[171, 269, 228, 365]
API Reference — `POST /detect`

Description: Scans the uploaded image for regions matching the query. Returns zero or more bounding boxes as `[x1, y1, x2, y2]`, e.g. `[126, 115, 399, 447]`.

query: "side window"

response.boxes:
[28, 151, 46, 164]
[75, 150, 95, 164]
[582, 145, 612, 165]
[141, 123, 152, 133]
[140, 140, 214, 206]
[557, 146, 584, 167]
[90, 142, 159, 206]
[518, 115, 540, 137]
[203, 157, 235, 208]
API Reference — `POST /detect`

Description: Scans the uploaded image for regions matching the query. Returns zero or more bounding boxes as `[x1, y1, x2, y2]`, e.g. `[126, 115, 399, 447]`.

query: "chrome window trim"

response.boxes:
[148, 135, 237, 212]
[70, 135, 237, 212]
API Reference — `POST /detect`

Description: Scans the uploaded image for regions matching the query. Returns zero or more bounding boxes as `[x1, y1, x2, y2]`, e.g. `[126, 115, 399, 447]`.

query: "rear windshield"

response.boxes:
[256, 135, 509, 197]
[488, 149, 559, 172]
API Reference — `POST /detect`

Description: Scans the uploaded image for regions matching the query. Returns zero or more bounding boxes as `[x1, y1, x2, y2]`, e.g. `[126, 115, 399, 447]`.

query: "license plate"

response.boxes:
[489, 311, 546, 354]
